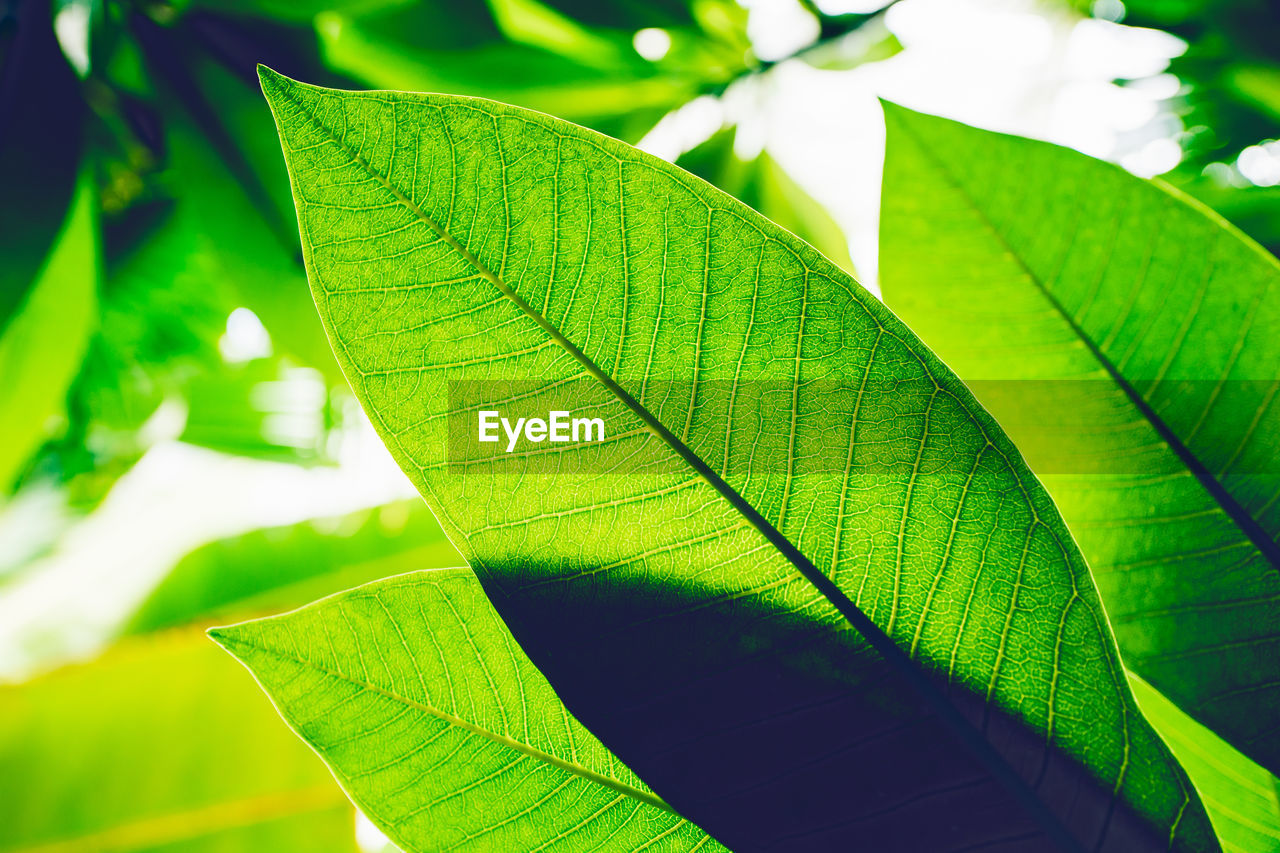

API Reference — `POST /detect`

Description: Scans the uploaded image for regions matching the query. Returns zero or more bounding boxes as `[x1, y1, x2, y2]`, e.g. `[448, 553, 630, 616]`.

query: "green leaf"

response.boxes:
[212, 568, 721, 852]
[181, 0, 416, 23]
[676, 127, 855, 275]
[878, 103, 1280, 778]
[0, 172, 98, 494]
[1129, 672, 1280, 853]
[314, 5, 732, 143]
[126, 500, 461, 635]
[0, 0, 85, 332]
[258, 68, 1215, 850]
[0, 630, 357, 852]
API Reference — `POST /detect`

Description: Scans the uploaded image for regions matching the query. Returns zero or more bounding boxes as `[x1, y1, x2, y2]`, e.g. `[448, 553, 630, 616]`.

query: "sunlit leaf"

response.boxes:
[1130, 672, 1280, 853]
[0, 173, 98, 494]
[256, 69, 1216, 850]
[879, 103, 1280, 778]
[0, 630, 357, 852]
[212, 568, 720, 852]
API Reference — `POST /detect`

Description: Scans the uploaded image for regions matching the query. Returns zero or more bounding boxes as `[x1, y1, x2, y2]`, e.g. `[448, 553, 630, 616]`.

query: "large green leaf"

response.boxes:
[0, 172, 98, 494]
[879, 104, 1280, 778]
[257, 68, 1215, 850]
[212, 568, 721, 852]
[0, 630, 356, 852]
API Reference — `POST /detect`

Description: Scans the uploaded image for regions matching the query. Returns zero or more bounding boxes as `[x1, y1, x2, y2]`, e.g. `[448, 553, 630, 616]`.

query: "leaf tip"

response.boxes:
[206, 624, 246, 656]
[878, 98, 916, 127]
[256, 65, 297, 105]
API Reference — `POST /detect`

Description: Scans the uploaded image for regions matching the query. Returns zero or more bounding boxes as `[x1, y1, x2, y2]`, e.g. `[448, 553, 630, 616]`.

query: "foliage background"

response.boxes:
[0, 0, 1277, 849]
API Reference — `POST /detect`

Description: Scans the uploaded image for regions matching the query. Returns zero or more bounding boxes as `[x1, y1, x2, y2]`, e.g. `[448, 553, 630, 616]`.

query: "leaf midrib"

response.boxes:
[270, 76, 1083, 851]
[214, 630, 678, 815]
[891, 114, 1280, 577]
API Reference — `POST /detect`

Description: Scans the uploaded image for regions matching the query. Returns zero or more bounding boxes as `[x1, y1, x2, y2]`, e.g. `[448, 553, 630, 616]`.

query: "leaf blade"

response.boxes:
[260, 68, 1216, 851]
[879, 102, 1280, 778]
[211, 569, 719, 853]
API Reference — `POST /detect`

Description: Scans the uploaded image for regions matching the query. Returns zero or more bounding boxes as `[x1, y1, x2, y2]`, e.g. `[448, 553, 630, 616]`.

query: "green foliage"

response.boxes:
[1121, 0, 1280, 171]
[879, 105, 1280, 778]
[0, 174, 98, 493]
[3, 3, 1277, 851]
[254, 68, 1215, 850]
[0, 630, 357, 852]
[0, 0, 871, 506]
[212, 568, 721, 852]
[127, 500, 461, 634]
[0, 0, 85, 333]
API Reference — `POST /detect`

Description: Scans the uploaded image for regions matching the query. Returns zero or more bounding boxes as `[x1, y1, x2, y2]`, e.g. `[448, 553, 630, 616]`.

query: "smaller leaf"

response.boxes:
[1130, 672, 1280, 853]
[211, 568, 721, 853]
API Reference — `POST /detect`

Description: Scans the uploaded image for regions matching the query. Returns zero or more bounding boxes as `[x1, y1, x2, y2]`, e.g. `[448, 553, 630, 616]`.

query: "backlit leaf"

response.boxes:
[255, 69, 1216, 850]
[212, 568, 721, 852]
[879, 103, 1280, 779]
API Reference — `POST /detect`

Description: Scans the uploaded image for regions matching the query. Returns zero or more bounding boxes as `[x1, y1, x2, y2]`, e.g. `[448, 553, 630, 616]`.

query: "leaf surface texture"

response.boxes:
[213, 569, 722, 852]
[259, 69, 1216, 851]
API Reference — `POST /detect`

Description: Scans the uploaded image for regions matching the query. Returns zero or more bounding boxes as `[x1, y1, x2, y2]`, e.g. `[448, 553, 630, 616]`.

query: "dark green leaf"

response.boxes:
[879, 103, 1280, 778]
[0, 0, 86, 332]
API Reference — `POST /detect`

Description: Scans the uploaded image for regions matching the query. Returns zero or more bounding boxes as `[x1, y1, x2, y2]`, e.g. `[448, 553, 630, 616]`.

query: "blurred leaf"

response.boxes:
[488, 0, 631, 66]
[0, 0, 86, 331]
[677, 126, 854, 274]
[131, 16, 343, 377]
[315, 4, 740, 142]
[212, 568, 720, 852]
[1181, 177, 1280, 257]
[1120, 0, 1280, 170]
[880, 104, 1280, 777]
[0, 630, 357, 852]
[0, 172, 98, 494]
[1229, 63, 1280, 122]
[1129, 672, 1280, 853]
[179, 361, 328, 463]
[180, 0, 416, 24]
[260, 69, 1216, 850]
[530, 0, 698, 29]
[126, 499, 460, 635]
[799, 12, 900, 71]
